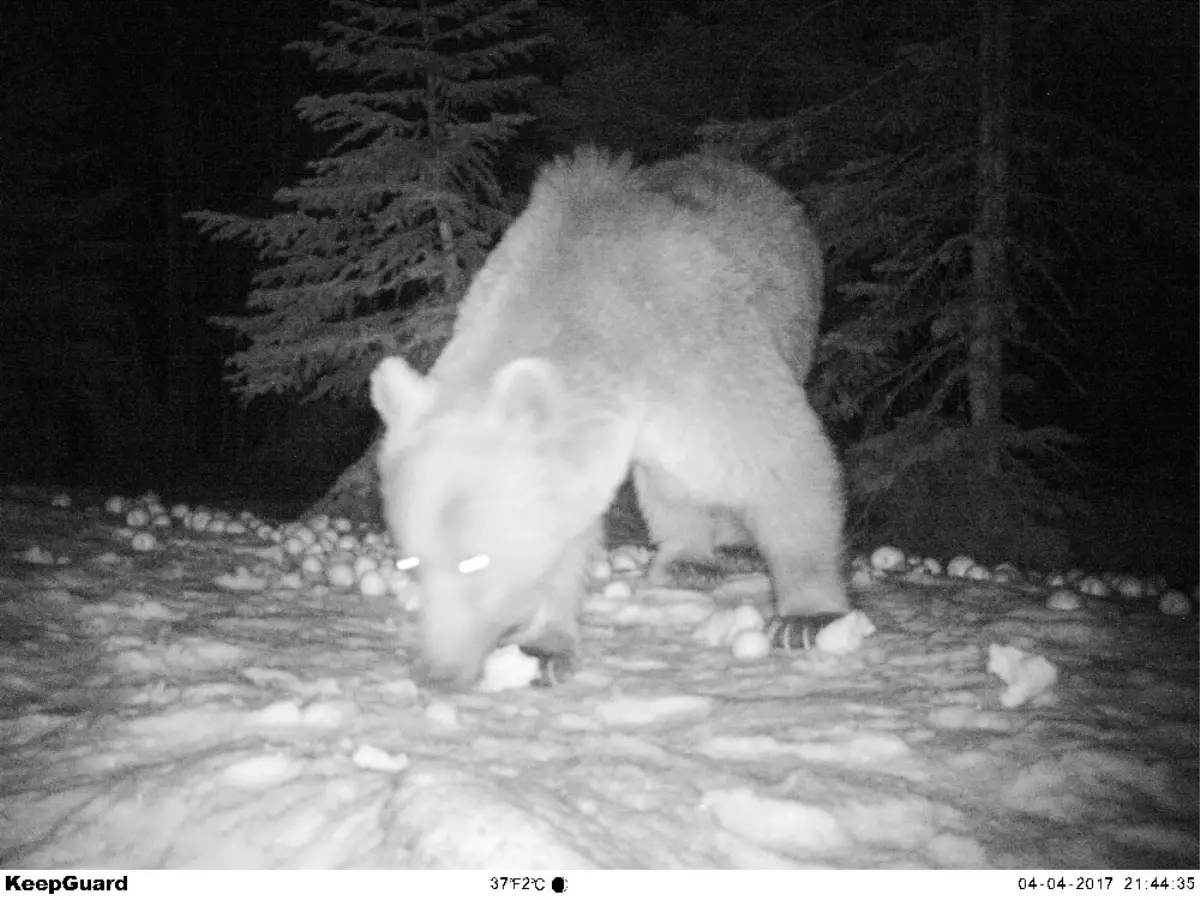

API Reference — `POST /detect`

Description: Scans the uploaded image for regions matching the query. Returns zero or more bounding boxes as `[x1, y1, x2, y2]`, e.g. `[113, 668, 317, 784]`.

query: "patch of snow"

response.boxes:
[0, 492, 1194, 870]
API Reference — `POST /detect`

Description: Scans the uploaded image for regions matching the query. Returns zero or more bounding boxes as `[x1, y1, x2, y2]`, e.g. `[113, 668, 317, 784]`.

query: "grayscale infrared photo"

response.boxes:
[0, 0, 1195, 872]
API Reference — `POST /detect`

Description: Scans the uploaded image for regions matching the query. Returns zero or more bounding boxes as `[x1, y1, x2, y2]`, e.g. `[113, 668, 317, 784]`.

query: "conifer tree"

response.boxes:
[190, 0, 546, 405]
[698, 2, 1127, 568]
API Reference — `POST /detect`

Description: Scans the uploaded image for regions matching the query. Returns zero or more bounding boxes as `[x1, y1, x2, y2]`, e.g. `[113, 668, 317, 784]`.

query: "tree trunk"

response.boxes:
[970, 0, 1013, 474]
[161, 0, 198, 458]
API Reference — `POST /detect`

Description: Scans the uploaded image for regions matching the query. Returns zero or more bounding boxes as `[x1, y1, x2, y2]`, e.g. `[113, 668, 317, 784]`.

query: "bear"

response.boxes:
[629, 152, 826, 585]
[370, 147, 848, 687]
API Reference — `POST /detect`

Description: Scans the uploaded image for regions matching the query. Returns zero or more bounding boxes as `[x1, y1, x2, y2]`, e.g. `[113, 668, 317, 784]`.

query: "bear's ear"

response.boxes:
[487, 357, 563, 433]
[370, 356, 436, 432]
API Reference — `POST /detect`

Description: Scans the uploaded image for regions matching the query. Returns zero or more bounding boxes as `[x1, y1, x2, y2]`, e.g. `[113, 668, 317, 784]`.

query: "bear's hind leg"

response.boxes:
[633, 464, 724, 586]
[739, 411, 850, 629]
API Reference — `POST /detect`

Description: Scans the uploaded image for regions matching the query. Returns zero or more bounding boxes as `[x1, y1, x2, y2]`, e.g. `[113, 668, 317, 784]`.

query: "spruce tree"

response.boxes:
[699, 3, 1092, 569]
[190, 0, 546, 405]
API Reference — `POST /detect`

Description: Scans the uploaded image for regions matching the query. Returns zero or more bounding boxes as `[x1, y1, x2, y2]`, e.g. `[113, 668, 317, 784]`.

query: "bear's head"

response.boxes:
[370, 355, 600, 686]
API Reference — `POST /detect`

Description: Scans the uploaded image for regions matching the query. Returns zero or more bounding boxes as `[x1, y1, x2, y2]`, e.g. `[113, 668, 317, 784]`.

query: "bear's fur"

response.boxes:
[631, 152, 826, 582]
[371, 147, 848, 686]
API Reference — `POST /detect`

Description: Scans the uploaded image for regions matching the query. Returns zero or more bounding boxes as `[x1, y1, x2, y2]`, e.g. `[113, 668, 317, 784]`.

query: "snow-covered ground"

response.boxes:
[1, 486, 1196, 869]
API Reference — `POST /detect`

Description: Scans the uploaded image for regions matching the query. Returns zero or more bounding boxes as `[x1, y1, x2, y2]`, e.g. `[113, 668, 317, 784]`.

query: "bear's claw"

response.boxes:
[519, 646, 575, 687]
[766, 612, 848, 651]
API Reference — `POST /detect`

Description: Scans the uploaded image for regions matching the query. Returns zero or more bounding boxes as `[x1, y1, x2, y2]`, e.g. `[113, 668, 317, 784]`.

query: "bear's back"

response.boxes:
[432, 149, 820, 403]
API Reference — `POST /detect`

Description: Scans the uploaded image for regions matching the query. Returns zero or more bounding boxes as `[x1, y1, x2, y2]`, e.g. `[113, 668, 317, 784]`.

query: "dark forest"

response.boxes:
[2, 0, 1196, 582]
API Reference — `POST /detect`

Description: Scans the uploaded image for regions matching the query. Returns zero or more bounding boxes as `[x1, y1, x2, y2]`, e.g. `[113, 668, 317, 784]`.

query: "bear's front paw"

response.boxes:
[765, 612, 848, 651]
[518, 645, 576, 687]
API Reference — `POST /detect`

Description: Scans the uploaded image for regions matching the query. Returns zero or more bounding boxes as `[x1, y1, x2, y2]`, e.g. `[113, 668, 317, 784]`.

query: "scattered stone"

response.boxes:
[947, 556, 975, 578]
[987, 644, 1058, 708]
[1046, 589, 1082, 612]
[730, 629, 771, 660]
[130, 532, 158, 552]
[1077, 576, 1110, 598]
[870, 545, 906, 573]
[603, 579, 634, 601]
[479, 645, 540, 692]
[1158, 590, 1191, 617]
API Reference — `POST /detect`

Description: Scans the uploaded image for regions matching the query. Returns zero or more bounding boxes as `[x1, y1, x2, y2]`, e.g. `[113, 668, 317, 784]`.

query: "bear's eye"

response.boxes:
[395, 553, 490, 579]
[396, 556, 421, 580]
[457, 554, 490, 575]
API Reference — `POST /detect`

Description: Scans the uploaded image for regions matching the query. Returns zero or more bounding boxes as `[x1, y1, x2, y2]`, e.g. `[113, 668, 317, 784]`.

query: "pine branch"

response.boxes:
[190, 0, 543, 402]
